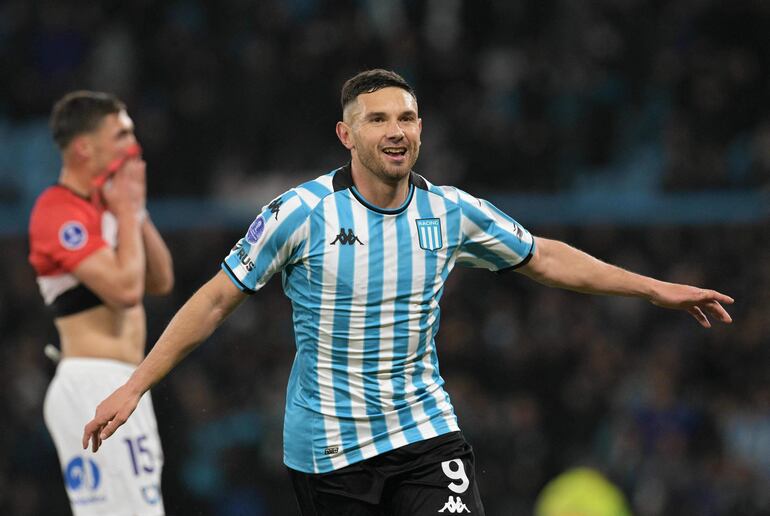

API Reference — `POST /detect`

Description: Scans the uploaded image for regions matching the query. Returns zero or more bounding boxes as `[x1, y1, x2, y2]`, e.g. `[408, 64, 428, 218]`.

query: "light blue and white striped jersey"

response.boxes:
[222, 164, 535, 473]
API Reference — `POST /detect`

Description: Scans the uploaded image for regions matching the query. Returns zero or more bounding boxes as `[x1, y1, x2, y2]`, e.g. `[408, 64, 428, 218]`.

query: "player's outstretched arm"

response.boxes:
[82, 270, 247, 452]
[517, 237, 733, 328]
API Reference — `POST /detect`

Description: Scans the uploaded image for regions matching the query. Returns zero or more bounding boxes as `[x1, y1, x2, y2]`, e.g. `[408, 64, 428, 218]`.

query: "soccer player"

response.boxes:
[30, 91, 173, 515]
[83, 70, 732, 515]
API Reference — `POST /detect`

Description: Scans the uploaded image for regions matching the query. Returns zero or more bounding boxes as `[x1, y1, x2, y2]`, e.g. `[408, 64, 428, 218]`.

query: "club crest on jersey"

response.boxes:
[416, 218, 443, 251]
[59, 221, 88, 250]
[246, 216, 265, 244]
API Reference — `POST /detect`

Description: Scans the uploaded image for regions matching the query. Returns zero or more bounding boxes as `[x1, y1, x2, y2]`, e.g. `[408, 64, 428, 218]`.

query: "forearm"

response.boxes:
[142, 216, 174, 295]
[114, 211, 147, 297]
[125, 272, 244, 395]
[520, 237, 662, 299]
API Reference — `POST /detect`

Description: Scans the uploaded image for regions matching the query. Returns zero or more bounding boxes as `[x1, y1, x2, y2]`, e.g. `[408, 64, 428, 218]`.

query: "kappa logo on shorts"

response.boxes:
[59, 221, 88, 250]
[438, 495, 470, 513]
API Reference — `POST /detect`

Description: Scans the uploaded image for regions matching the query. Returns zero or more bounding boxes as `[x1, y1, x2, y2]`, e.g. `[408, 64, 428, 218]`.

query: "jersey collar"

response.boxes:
[333, 162, 425, 215]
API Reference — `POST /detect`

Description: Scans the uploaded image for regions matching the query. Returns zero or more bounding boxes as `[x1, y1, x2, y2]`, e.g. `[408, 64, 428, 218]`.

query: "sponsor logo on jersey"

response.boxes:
[438, 495, 470, 513]
[232, 242, 256, 272]
[59, 221, 88, 250]
[323, 446, 340, 455]
[330, 228, 364, 246]
[246, 216, 265, 244]
[416, 218, 443, 251]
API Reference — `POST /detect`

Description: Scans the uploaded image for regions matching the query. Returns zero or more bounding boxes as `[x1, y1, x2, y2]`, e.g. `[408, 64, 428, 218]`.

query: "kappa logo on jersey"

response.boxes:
[330, 228, 364, 245]
[416, 218, 443, 251]
[64, 456, 101, 491]
[511, 222, 524, 240]
[267, 197, 282, 220]
[438, 496, 470, 513]
[59, 221, 88, 250]
[246, 216, 265, 244]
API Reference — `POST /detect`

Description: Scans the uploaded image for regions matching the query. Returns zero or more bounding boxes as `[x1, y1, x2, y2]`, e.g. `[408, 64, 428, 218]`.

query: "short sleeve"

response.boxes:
[221, 190, 310, 294]
[455, 189, 535, 272]
[29, 193, 108, 274]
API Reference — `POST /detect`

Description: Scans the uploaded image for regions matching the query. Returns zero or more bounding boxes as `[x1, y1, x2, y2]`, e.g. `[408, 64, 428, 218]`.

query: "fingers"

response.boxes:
[114, 160, 145, 185]
[82, 410, 126, 452]
[92, 432, 102, 453]
[704, 300, 733, 324]
[83, 418, 106, 452]
[688, 306, 710, 328]
[82, 422, 95, 450]
[702, 289, 734, 305]
[83, 425, 103, 452]
[100, 413, 127, 441]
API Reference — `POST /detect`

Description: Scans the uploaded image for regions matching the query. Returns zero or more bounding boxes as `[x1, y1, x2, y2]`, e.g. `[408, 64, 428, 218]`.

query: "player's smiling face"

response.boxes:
[341, 87, 421, 185]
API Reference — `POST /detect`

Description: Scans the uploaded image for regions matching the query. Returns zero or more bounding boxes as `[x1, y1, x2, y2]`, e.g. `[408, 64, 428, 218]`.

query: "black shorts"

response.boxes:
[288, 431, 485, 515]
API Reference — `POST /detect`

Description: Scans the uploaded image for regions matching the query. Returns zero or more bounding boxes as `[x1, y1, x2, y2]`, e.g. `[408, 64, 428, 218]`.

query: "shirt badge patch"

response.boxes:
[59, 221, 88, 250]
[416, 218, 443, 251]
[246, 216, 265, 244]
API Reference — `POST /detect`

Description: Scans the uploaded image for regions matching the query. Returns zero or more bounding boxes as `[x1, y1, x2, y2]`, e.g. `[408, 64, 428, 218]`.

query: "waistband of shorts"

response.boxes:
[57, 357, 137, 375]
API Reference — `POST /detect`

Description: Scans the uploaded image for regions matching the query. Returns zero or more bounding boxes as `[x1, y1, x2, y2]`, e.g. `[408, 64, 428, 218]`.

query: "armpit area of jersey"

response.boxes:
[51, 284, 103, 317]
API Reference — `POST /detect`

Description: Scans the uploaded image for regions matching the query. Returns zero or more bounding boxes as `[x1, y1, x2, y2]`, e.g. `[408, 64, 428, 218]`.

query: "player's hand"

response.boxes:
[82, 384, 142, 452]
[649, 282, 734, 328]
[103, 158, 146, 219]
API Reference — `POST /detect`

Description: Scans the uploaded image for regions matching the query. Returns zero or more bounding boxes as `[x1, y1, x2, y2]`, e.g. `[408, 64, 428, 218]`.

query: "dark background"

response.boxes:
[1, 1, 769, 515]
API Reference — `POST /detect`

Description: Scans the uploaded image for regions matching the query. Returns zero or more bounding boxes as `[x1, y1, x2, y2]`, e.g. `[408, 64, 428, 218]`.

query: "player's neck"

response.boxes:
[350, 162, 410, 210]
[59, 166, 93, 197]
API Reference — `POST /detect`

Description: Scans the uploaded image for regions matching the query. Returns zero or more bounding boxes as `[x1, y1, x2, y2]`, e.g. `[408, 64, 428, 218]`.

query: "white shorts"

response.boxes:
[44, 358, 165, 516]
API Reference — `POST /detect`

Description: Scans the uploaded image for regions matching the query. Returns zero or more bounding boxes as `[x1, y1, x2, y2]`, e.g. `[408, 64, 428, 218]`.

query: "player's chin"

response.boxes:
[381, 158, 414, 178]
[380, 167, 411, 183]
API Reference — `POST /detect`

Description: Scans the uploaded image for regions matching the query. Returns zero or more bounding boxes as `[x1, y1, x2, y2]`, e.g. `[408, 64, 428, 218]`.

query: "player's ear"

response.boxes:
[70, 135, 94, 160]
[336, 121, 354, 150]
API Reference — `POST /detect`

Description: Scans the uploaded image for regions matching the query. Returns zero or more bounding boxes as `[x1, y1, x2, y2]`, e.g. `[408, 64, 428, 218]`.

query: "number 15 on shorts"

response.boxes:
[124, 435, 156, 476]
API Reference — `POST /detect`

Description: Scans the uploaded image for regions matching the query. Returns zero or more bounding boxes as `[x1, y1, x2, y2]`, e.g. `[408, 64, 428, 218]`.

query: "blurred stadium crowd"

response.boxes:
[1, 0, 769, 200]
[0, 0, 769, 515]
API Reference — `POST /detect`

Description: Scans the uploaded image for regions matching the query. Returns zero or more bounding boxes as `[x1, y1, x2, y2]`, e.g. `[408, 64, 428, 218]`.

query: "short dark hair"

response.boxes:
[340, 69, 416, 112]
[50, 91, 126, 149]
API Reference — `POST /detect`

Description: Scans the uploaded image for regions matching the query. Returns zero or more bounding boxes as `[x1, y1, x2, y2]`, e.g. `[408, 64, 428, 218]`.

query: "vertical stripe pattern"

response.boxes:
[221, 169, 534, 473]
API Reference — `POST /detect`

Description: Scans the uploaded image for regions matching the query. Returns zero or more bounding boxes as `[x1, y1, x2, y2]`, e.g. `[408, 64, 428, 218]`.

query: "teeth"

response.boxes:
[383, 149, 405, 155]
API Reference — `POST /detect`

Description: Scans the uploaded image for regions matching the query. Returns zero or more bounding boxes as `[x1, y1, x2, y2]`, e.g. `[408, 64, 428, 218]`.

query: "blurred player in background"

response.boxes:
[83, 70, 732, 515]
[29, 91, 173, 515]
[535, 467, 632, 516]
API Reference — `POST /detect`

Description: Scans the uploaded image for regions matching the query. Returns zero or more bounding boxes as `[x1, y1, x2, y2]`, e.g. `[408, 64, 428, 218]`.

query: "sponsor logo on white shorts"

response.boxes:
[64, 455, 106, 506]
